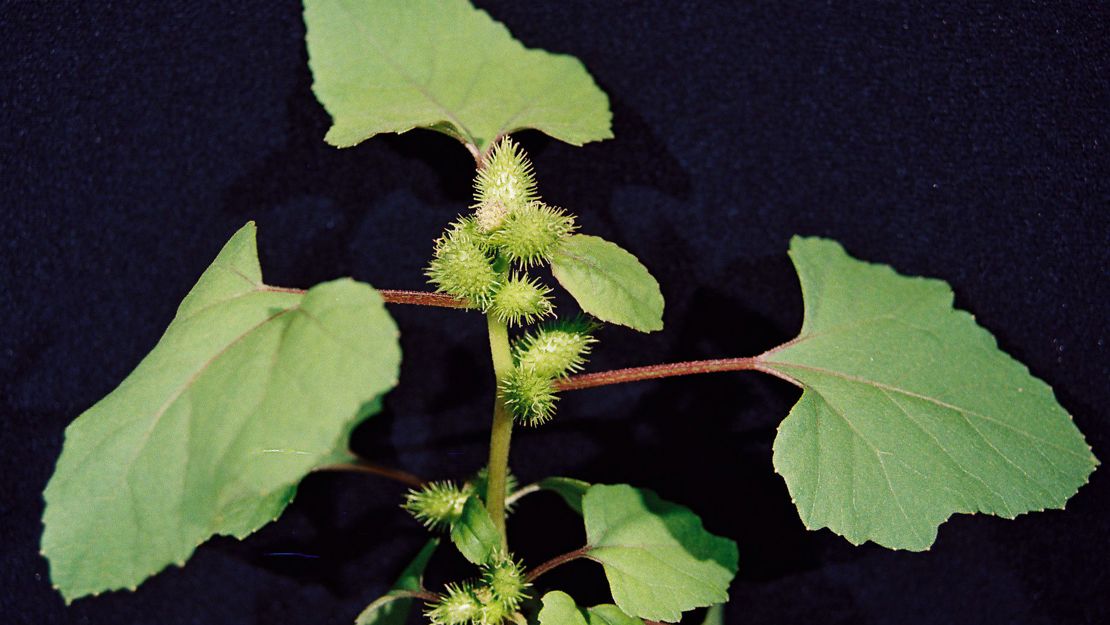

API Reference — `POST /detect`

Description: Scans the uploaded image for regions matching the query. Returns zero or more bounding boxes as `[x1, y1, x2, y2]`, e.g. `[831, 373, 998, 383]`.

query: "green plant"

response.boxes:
[40, 1, 1096, 624]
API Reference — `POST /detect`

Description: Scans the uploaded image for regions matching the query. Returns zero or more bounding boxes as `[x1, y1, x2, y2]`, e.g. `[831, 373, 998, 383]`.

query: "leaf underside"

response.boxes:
[42, 222, 402, 601]
[761, 236, 1097, 551]
[551, 235, 664, 333]
[304, 0, 612, 153]
[583, 484, 737, 622]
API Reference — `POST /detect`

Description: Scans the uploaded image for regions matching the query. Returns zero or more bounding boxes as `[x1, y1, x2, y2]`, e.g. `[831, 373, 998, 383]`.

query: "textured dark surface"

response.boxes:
[2, 1, 1108, 624]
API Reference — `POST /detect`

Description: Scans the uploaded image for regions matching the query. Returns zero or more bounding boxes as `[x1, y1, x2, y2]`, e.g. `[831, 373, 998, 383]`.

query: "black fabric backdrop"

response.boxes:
[3, 1, 1108, 624]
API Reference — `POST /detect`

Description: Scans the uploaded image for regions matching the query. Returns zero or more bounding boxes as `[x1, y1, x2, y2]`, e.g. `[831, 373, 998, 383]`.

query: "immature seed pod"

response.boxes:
[426, 222, 499, 306]
[473, 138, 538, 231]
[481, 555, 530, 612]
[488, 274, 553, 327]
[474, 586, 508, 625]
[513, 320, 597, 378]
[402, 481, 471, 531]
[488, 201, 576, 268]
[427, 583, 483, 625]
[501, 368, 558, 426]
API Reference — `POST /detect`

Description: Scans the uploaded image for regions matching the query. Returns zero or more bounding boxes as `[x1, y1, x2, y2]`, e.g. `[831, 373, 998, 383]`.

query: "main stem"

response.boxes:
[485, 314, 515, 547]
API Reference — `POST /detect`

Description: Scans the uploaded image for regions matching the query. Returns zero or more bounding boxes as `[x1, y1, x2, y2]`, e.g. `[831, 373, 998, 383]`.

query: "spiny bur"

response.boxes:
[501, 368, 558, 426]
[402, 481, 472, 531]
[488, 274, 553, 327]
[426, 220, 498, 306]
[427, 582, 483, 625]
[488, 201, 575, 268]
[473, 138, 538, 232]
[481, 555, 529, 612]
[513, 320, 597, 378]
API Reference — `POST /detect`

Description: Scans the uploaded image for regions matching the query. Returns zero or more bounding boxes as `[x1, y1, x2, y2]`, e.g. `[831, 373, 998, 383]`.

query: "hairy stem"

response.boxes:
[525, 546, 590, 583]
[312, 458, 425, 488]
[485, 314, 515, 547]
[556, 357, 789, 391]
[263, 286, 469, 309]
[380, 289, 470, 308]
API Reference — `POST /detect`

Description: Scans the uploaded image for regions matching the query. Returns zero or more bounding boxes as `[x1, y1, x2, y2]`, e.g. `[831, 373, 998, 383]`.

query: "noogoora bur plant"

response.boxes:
[39, 1, 1097, 624]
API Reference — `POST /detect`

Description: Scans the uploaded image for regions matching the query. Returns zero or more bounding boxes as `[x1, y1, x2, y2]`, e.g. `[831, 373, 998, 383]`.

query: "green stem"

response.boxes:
[485, 313, 515, 547]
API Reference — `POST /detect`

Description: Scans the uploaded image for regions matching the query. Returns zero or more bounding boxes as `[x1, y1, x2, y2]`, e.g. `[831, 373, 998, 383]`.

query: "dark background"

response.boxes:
[3, 1, 1108, 624]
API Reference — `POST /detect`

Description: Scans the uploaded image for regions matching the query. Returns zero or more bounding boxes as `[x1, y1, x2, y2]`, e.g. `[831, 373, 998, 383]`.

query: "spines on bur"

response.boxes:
[426, 218, 499, 306]
[488, 274, 553, 327]
[501, 368, 558, 426]
[513, 318, 597, 378]
[402, 481, 471, 531]
[473, 138, 538, 232]
[489, 201, 575, 268]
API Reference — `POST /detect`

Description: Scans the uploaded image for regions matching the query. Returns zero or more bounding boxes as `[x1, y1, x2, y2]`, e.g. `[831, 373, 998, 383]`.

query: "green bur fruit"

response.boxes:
[426, 223, 498, 305]
[482, 556, 529, 611]
[514, 321, 596, 378]
[426, 556, 528, 625]
[488, 274, 553, 326]
[403, 481, 472, 531]
[502, 368, 559, 426]
[473, 139, 538, 232]
[489, 202, 576, 268]
[427, 583, 484, 625]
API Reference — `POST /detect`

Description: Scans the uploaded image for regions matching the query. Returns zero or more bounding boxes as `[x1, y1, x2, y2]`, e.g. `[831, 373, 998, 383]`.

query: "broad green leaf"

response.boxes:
[537, 477, 591, 514]
[761, 237, 1097, 551]
[539, 592, 643, 625]
[551, 235, 664, 333]
[41, 222, 402, 601]
[450, 496, 500, 565]
[304, 0, 612, 153]
[583, 484, 737, 622]
[355, 540, 438, 625]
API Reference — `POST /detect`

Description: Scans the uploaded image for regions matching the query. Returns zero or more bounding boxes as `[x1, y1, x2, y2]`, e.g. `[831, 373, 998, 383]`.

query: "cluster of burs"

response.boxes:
[400, 139, 601, 625]
[426, 138, 597, 427]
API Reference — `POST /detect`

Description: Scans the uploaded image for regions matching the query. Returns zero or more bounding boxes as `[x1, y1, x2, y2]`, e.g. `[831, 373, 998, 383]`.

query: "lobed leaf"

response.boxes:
[551, 235, 664, 333]
[761, 237, 1098, 550]
[304, 0, 612, 153]
[41, 223, 402, 601]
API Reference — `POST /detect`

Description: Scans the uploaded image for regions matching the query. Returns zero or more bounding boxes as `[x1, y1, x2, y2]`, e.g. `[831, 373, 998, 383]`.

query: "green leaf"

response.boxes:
[41, 222, 402, 601]
[304, 0, 612, 153]
[450, 496, 500, 565]
[551, 235, 664, 333]
[537, 477, 591, 514]
[761, 236, 1098, 551]
[355, 540, 438, 625]
[583, 484, 737, 622]
[538, 591, 643, 625]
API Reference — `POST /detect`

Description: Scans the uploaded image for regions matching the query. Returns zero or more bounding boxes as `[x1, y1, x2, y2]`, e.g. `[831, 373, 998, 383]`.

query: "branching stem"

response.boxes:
[525, 546, 590, 583]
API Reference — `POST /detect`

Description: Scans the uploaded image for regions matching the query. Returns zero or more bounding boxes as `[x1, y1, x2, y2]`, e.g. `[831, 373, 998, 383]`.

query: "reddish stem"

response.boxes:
[525, 546, 590, 583]
[313, 459, 426, 488]
[264, 285, 469, 309]
[379, 289, 470, 308]
[555, 357, 794, 391]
